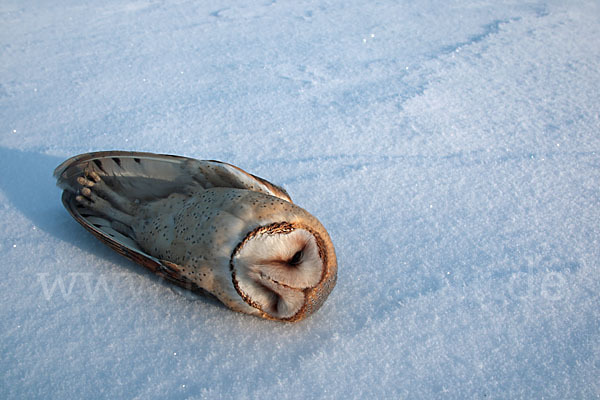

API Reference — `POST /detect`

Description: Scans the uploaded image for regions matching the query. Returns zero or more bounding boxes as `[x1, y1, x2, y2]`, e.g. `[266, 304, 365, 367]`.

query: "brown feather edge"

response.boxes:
[61, 191, 210, 297]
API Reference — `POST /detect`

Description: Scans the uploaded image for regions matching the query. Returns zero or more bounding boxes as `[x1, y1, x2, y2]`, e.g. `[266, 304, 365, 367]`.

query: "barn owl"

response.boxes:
[54, 151, 337, 322]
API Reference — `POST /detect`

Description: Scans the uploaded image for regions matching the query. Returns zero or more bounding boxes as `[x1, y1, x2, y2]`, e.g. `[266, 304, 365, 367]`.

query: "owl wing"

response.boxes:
[54, 151, 292, 203]
[59, 190, 209, 294]
[54, 151, 291, 295]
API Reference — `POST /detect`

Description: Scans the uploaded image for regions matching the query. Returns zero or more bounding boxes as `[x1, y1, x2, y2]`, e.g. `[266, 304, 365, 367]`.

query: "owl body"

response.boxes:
[54, 151, 337, 321]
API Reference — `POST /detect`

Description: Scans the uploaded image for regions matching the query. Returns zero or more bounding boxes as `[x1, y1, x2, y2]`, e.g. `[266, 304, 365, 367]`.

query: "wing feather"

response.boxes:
[61, 191, 208, 294]
[54, 151, 292, 202]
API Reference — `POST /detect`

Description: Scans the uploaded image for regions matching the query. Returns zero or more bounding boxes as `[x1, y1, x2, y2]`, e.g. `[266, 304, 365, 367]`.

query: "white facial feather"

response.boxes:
[232, 229, 324, 319]
[239, 273, 306, 319]
[235, 229, 323, 288]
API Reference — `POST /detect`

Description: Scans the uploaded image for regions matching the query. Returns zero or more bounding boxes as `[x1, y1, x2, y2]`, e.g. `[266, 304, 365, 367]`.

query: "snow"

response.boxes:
[1, 0, 599, 398]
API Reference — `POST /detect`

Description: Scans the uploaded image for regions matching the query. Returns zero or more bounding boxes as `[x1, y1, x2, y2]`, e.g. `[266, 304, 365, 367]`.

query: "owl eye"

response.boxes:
[288, 249, 304, 266]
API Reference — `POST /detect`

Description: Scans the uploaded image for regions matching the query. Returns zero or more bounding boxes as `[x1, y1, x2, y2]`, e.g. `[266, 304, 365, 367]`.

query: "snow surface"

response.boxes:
[1, 0, 599, 398]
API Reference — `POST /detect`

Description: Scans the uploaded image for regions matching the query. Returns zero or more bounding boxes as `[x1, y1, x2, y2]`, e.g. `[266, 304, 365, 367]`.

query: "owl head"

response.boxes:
[230, 221, 337, 322]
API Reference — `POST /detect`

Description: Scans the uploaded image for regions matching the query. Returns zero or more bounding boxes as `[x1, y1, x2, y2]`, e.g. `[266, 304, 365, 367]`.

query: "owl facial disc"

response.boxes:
[231, 223, 327, 320]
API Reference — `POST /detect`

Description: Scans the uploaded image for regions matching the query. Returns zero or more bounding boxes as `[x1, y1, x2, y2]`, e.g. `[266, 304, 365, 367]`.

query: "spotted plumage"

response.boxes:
[54, 151, 337, 321]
